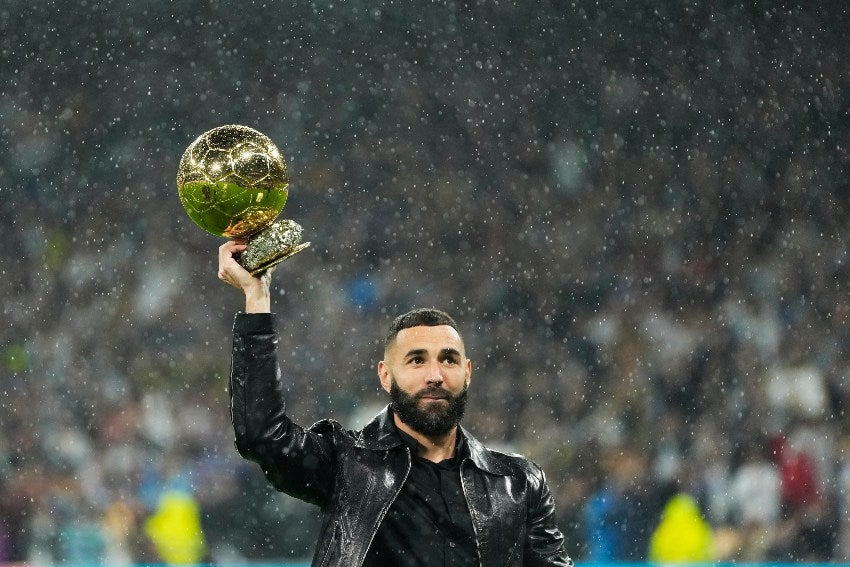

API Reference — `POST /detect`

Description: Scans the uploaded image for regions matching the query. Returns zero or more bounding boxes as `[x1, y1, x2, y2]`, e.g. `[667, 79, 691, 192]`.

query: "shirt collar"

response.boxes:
[392, 416, 469, 463]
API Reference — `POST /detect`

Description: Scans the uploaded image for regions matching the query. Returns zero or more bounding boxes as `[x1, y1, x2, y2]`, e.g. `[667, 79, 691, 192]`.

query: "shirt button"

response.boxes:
[449, 542, 456, 548]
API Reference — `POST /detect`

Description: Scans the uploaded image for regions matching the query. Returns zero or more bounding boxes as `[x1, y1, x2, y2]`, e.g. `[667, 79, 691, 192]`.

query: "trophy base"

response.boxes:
[246, 241, 311, 275]
[236, 219, 310, 275]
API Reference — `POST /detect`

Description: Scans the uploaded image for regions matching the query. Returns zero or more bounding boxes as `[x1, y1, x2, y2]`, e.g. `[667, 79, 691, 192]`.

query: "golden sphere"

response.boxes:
[177, 125, 289, 239]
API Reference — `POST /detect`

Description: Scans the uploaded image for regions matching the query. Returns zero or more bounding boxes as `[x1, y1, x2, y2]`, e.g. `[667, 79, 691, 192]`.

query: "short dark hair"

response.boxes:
[385, 308, 460, 351]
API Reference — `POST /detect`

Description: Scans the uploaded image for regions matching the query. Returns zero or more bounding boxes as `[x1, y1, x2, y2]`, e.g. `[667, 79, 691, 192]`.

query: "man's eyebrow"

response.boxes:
[440, 348, 461, 358]
[403, 348, 427, 359]
[402, 347, 461, 359]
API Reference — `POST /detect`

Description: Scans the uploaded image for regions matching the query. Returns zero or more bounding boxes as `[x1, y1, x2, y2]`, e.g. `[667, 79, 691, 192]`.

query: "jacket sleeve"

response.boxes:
[229, 312, 337, 508]
[524, 462, 574, 567]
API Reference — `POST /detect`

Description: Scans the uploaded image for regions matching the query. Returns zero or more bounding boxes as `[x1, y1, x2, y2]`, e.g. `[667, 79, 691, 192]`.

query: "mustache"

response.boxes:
[416, 386, 450, 399]
[415, 383, 468, 400]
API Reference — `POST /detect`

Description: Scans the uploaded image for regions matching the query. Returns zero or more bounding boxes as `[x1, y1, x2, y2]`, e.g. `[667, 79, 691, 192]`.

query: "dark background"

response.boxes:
[1, 1, 849, 563]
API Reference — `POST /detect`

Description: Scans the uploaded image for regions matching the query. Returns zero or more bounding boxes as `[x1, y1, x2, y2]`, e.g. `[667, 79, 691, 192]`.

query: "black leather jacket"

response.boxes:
[229, 313, 573, 566]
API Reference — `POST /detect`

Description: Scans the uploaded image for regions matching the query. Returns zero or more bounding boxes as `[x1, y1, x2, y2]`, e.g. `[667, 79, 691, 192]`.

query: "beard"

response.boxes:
[389, 379, 468, 437]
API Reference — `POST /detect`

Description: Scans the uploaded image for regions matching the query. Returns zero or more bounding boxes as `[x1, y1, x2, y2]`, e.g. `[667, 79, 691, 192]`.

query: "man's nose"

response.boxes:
[425, 360, 444, 383]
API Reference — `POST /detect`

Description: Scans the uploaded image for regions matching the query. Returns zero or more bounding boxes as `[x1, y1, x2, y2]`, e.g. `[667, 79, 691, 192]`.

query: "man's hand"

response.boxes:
[218, 240, 273, 313]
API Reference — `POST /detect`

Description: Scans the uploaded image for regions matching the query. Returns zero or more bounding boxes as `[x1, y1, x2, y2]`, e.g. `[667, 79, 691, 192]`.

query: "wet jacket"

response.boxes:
[229, 312, 572, 567]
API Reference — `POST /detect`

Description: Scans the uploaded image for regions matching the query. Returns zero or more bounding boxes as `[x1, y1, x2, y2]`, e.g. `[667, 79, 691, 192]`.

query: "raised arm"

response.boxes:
[220, 242, 338, 507]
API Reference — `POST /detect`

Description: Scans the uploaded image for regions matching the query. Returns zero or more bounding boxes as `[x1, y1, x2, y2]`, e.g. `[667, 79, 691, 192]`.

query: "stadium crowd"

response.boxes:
[1, 1, 848, 564]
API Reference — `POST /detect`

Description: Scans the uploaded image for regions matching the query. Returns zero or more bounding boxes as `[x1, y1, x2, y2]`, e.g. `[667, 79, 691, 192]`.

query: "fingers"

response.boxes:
[218, 241, 276, 311]
[218, 240, 250, 289]
[219, 240, 247, 261]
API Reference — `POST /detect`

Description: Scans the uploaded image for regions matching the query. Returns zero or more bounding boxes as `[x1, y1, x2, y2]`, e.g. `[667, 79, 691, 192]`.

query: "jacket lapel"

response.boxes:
[354, 406, 405, 451]
[461, 425, 513, 476]
[355, 406, 514, 478]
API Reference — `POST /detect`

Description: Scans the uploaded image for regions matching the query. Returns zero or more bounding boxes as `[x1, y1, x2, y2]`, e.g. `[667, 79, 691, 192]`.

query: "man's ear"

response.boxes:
[378, 360, 392, 393]
[465, 359, 472, 388]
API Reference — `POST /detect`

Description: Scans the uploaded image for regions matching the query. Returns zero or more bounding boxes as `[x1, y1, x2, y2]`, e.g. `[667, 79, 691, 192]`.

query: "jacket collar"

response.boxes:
[355, 406, 406, 451]
[355, 406, 512, 476]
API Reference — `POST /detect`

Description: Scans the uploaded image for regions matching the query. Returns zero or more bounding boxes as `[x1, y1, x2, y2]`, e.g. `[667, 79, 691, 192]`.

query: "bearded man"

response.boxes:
[218, 240, 573, 566]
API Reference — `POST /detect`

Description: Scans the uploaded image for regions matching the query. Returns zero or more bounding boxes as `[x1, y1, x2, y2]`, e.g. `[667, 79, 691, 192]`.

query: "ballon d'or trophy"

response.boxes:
[177, 124, 310, 275]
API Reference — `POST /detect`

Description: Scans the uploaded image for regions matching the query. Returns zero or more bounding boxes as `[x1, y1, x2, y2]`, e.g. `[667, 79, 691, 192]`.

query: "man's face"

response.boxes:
[378, 325, 472, 437]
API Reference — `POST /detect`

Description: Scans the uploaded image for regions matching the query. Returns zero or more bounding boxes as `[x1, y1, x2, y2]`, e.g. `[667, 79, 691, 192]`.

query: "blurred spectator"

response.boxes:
[144, 491, 206, 566]
[648, 493, 714, 563]
[582, 446, 667, 561]
[728, 439, 782, 559]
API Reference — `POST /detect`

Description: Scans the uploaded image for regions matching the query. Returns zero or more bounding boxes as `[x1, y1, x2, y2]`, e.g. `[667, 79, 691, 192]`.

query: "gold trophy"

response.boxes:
[177, 125, 309, 274]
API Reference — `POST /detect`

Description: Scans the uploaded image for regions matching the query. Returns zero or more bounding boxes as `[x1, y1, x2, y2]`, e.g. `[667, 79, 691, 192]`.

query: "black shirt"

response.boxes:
[362, 425, 478, 566]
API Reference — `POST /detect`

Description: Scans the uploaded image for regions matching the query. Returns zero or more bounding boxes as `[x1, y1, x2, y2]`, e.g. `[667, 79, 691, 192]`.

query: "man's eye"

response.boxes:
[410, 357, 424, 364]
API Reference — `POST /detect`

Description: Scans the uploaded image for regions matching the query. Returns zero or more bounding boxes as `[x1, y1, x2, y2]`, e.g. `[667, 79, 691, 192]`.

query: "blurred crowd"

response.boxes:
[2, 1, 849, 564]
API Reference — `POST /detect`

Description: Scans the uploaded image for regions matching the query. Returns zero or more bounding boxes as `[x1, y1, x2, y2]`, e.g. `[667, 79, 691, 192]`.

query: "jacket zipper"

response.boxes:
[460, 458, 483, 566]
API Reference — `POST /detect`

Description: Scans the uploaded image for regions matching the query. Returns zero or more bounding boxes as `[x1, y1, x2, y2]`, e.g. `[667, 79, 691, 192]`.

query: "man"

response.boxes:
[218, 240, 573, 566]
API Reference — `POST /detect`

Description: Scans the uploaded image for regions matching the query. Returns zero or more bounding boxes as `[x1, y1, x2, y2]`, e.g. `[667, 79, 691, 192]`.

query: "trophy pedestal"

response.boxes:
[237, 219, 311, 275]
